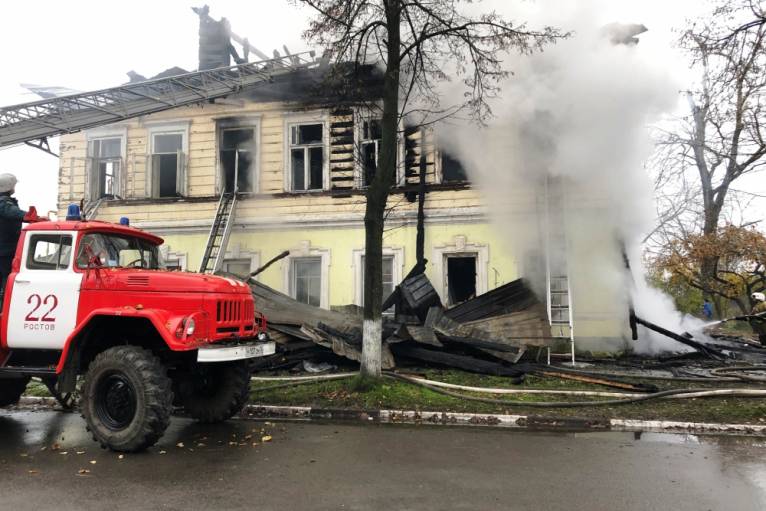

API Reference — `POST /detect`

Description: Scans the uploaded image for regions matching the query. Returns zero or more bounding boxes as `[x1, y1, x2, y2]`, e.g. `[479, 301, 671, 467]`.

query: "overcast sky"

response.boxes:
[2, 0, 761, 219]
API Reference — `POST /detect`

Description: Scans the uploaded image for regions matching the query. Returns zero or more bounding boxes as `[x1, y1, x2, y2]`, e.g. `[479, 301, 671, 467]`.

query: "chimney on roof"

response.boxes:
[193, 5, 233, 70]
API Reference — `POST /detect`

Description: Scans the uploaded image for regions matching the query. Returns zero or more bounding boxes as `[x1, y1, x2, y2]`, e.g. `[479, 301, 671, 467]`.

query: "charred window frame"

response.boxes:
[86, 133, 125, 201]
[217, 118, 260, 194]
[148, 126, 187, 198]
[438, 148, 469, 183]
[357, 117, 382, 187]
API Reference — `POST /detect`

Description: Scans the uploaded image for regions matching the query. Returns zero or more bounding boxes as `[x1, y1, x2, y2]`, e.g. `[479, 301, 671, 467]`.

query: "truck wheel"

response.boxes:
[80, 346, 173, 452]
[176, 361, 250, 423]
[0, 377, 30, 407]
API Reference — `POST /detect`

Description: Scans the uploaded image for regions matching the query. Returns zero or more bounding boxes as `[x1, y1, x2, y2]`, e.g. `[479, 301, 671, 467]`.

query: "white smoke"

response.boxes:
[438, 2, 707, 353]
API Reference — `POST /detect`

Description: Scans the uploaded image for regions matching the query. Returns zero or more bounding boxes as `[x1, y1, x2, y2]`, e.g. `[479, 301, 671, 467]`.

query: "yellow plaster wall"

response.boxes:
[158, 221, 519, 307]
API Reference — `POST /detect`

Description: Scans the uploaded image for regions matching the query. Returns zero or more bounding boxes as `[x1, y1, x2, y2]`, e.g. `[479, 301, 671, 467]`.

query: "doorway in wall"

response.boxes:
[445, 254, 477, 305]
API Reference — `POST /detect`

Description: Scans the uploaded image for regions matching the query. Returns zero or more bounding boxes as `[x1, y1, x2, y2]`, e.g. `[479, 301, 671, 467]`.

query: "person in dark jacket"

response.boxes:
[0, 173, 42, 301]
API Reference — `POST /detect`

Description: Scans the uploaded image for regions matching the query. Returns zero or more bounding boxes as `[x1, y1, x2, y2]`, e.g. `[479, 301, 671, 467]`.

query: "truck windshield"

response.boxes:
[76, 233, 160, 270]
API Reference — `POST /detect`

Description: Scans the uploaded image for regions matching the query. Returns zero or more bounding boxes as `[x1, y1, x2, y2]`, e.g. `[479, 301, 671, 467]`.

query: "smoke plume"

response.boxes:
[438, 2, 705, 353]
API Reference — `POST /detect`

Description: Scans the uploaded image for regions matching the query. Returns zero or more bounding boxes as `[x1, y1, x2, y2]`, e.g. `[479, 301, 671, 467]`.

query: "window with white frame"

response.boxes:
[288, 123, 324, 191]
[88, 137, 123, 200]
[160, 246, 186, 271]
[150, 132, 185, 197]
[359, 118, 382, 187]
[220, 127, 256, 193]
[222, 258, 252, 278]
[163, 257, 184, 271]
[291, 257, 322, 306]
[360, 255, 395, 313]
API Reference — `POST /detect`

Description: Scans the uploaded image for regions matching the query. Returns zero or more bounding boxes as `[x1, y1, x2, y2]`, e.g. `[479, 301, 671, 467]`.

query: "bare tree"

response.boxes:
[650, 0, 766, 314]
[716, 0, 765, 42]
[297, 0, 563, 377]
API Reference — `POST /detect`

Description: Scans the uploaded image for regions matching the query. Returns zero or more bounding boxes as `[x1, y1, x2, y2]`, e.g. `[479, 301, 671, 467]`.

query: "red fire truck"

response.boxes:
[0, 207, 274, 452]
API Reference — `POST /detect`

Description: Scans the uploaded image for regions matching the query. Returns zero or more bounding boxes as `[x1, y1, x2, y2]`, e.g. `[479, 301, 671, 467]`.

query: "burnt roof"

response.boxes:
[233, 62, 384, 106]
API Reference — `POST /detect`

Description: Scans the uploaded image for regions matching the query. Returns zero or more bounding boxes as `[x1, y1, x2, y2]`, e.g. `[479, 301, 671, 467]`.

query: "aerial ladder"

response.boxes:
[0, 53, 319, 273]
[0, 53, 317, 152]
[198, 192, 238, 274]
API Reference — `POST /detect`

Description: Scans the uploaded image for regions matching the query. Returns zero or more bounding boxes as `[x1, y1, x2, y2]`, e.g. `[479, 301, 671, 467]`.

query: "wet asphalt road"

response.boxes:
[1, 408, 765, 511]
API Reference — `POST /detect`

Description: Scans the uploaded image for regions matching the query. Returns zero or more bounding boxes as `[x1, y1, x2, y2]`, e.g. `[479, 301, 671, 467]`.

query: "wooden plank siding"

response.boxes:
[58, 98, 479, 226]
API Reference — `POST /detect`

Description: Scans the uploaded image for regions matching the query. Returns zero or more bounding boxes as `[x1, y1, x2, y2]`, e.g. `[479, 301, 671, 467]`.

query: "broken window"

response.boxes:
[361, 254, 395, 313]
[220, 127, 255, 193]
[446, 255, 477, 305]
[222, 258, 252, 278]
[88, 137, 122, 200]
[289, 123, 324, 191]
[291, 257, 322, 306]
[151, 133, 185, 198]
[441, 150, 468, 182]
[359, 119, 382, 187]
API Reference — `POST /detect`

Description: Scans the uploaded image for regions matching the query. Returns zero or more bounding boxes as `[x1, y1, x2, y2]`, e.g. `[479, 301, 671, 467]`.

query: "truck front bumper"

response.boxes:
[197, 341, 276, 363]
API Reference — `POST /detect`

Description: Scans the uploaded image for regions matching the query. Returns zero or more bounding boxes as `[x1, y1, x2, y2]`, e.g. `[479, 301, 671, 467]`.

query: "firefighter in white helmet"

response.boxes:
[750, 292, 766, 346]
[0, 173, 43, 301]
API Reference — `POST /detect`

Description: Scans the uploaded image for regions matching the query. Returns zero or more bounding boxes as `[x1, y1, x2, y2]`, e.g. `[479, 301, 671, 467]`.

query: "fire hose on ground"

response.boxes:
[249, 372, 766, 408]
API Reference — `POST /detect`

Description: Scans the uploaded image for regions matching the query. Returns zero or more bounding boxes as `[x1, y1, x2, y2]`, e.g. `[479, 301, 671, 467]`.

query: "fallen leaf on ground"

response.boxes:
[89, 460, 97, 465]
[261, 435, 272, 442]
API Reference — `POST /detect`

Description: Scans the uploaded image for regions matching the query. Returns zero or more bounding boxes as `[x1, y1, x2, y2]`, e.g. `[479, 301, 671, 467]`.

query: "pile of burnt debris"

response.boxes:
[235, 261, 766, 385]
[244, 266, 553, 377]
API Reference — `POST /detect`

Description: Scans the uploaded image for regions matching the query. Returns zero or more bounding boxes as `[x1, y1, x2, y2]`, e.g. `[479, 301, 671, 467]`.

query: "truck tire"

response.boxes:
[176, 361, 250, 423]
[80, 346, 173, 452]
[0, 377, 30, 407]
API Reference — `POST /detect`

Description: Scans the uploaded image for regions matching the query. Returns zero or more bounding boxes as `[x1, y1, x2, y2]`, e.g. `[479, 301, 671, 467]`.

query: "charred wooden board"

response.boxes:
[302, 325, 395, 369]
[249, 280, 360, 330]
[391, 343, 526, 379]
[445, 279, 539, 323]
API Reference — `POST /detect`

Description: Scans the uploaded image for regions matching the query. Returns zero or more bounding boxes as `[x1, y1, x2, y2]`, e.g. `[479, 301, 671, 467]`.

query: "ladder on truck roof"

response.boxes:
[199, 192, 238, 274]
[0, 52, 317, 150]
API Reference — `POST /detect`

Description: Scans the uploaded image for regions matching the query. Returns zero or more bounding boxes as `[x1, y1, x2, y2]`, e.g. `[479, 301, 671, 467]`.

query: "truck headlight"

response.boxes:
[185, 317, 196, 337]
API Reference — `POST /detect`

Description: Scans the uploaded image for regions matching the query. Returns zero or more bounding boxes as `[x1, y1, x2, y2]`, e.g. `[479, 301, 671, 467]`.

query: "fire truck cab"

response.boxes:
[0, 210, 274, 452]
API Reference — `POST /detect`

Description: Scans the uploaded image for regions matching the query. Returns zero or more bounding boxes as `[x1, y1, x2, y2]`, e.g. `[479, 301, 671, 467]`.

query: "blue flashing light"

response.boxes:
[66, 204, 82, 221]
[119, 217, 130, 226]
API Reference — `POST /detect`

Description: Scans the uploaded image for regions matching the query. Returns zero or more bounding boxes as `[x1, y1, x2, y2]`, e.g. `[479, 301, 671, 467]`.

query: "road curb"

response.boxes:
[16, 397, 766, 436]
[242, 404, 766, 436]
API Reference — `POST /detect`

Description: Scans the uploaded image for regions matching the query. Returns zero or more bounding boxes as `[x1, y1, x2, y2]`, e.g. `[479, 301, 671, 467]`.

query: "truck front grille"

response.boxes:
[215, 298, 255, 335]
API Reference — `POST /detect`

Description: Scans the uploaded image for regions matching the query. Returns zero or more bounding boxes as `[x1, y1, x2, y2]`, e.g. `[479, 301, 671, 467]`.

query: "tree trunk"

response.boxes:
[361, 0, 401, 378]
